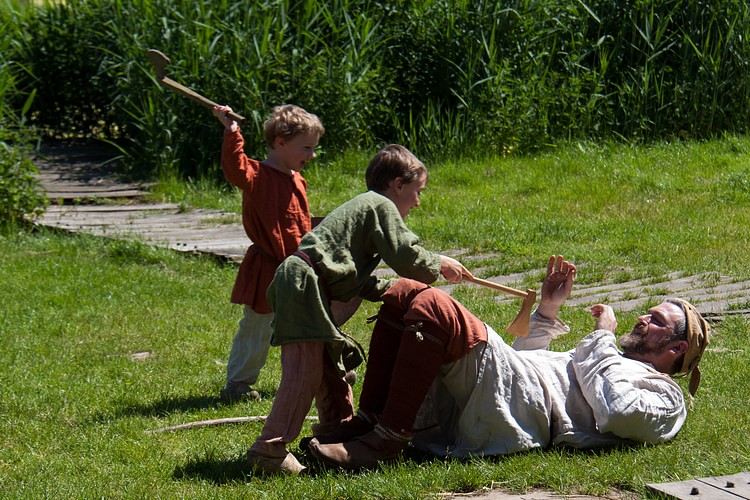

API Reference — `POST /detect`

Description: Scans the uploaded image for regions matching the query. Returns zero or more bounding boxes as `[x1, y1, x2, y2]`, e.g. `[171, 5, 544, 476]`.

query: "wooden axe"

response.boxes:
[146, 49, 245, 122]
[466, 276, 537, 337]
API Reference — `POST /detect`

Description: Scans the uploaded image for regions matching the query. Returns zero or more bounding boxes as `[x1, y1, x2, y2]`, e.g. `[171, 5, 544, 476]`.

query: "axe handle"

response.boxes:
[467, 276, 529, 299]
[159, 77, 246, 122]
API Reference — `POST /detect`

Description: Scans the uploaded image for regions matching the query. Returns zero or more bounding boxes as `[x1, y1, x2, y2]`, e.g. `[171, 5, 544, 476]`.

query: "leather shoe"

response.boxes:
[246, 450, 307, 475]
[313, 415, 373, 444]
[308, 429, 406, 471]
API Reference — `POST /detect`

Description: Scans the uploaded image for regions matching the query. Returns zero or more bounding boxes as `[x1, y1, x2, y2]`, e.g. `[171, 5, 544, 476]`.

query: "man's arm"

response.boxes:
[573, 330, 687, 443]
[513, 311, 570, 350]
[513, 256, 575, 351]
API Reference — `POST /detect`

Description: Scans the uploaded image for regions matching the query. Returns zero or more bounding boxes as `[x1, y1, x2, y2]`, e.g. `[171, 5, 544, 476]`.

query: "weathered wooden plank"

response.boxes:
[45, 190, 148, 199]
[698, 473, 750, 497]
[172, 247, 248, 256]
[564, 273, 716, 308]
[39, 182, 151, 191]
[184, 240, 249, 248]
[648, 473, 750, 499]
[44, 203, 180, 213]
[129, 223, 244, 234]
[42, 215, 231, 228]
[37, 213, 206, 228]
[647, 479, 745, 499]
[42, 210, 232, 223]
[136, 226, 245, 237]
[158, 237, 246, 247]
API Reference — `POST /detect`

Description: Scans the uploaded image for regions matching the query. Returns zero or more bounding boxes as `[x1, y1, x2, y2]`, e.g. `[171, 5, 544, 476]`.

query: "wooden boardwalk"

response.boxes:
[34, 140, 155, 200]
[34, 140, 248, 263]
[40, 203, 249, 263]
[648, 471, 750, 499]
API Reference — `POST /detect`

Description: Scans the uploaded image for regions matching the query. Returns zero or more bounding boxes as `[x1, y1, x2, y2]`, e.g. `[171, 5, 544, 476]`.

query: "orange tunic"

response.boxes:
[221, 128, 311, 313]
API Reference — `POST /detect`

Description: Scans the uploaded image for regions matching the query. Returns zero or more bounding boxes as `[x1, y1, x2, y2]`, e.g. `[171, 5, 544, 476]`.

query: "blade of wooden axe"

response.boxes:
[146, 49, 245, 122]
[466, 276, 537, 337]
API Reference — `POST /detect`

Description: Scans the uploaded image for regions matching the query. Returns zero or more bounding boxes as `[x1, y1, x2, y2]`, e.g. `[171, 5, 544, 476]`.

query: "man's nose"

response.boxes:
[635, 314, 651, 334]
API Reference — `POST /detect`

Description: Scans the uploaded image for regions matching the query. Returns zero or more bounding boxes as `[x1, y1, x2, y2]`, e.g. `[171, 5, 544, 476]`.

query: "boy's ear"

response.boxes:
[272, 136, 286, 149]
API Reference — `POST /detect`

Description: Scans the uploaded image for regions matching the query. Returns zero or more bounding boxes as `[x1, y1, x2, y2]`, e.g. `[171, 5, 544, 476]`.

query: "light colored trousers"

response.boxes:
[225, 305, 274, 386]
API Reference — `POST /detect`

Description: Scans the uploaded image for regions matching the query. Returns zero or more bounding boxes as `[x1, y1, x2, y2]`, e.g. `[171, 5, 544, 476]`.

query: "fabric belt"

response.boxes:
[251, 245, 282, 266]
[292, 250, 331, 298]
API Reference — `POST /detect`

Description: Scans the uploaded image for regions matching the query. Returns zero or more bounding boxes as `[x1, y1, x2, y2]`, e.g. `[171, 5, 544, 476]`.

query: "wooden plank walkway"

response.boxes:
[39, 204, 248, 262]
[34, 140, 155, 201]
[648, 471, 750, 499]
[33, 141, 248, 262]
[441, 269, 750, 317]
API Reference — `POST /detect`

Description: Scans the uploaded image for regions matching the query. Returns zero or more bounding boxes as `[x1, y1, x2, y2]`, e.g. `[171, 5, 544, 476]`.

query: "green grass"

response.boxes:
[3, 136, 750, 498]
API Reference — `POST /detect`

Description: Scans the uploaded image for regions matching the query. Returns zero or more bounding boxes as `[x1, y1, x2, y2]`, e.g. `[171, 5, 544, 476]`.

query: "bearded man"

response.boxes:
[308, 256, 711, 470]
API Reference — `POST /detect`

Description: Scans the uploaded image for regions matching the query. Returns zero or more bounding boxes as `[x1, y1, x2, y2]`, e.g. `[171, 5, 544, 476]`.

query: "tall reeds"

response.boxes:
[3, 0, 750, 179]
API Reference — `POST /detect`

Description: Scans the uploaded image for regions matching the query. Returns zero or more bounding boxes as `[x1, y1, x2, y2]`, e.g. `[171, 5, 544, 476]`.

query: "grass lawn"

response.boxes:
[2, 137, 750, 498]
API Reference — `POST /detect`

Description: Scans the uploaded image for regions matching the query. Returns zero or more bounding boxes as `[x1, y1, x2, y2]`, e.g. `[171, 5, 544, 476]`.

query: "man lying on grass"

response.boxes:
[307, 255, 710, 470]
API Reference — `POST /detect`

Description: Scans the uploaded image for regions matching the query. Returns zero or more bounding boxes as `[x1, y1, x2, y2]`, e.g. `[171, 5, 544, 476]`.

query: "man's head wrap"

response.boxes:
[667, 298, 710, 396]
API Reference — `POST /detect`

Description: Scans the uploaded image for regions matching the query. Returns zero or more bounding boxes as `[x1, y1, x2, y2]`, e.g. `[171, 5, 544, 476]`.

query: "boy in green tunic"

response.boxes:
[246, 144, 473, 475]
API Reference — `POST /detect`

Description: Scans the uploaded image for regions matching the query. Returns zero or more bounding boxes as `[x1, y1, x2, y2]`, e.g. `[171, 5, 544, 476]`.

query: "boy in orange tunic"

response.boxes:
[212, 104, 325, 403]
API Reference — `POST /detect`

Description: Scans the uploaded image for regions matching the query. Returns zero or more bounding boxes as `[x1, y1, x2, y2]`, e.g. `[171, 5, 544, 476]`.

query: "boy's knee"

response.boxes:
[381, 278, 431, 312]
[403, 287, 459, 325]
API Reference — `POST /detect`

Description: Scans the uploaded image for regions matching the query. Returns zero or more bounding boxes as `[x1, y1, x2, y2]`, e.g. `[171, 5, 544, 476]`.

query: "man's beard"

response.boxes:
[619, 331, 674, 356]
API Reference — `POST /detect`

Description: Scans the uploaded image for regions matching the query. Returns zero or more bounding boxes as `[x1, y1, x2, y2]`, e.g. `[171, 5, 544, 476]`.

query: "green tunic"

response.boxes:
[267, 191, 442, 372]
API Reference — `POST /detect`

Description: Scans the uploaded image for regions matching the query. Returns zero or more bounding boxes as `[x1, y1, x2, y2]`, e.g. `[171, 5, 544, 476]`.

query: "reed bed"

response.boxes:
[1, 0, 750, 180]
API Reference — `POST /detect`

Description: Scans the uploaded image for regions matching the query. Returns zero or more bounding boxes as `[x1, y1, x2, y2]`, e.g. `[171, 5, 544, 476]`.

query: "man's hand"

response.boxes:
[590, 304, 617, 332]
[439, 255, 473, 283]
[536, 255, 576, 320]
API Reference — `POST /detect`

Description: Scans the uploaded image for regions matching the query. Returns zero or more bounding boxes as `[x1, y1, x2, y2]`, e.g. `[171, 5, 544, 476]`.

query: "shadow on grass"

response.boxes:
[171, 442, 446, 484]
[171, 444, 642, 485]
[173, 454, 248, 484]
[173, 445, 325, 484]
[91, 394, 221, 424]
[167, 420, 643, 485]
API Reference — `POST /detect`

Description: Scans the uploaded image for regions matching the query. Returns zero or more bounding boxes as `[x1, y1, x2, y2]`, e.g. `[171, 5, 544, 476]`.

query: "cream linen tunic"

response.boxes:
[414, 312, 687, 457]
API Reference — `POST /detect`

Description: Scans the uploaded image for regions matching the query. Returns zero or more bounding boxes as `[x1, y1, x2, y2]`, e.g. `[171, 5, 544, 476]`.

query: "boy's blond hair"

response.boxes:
[263, 104, 325, 148]
[365, 144, 427, 192]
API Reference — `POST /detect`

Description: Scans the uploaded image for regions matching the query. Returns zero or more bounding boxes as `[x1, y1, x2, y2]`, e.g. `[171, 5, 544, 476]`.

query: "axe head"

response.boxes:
[147, 49, 171, 79]
[505, 289, 537, 337]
